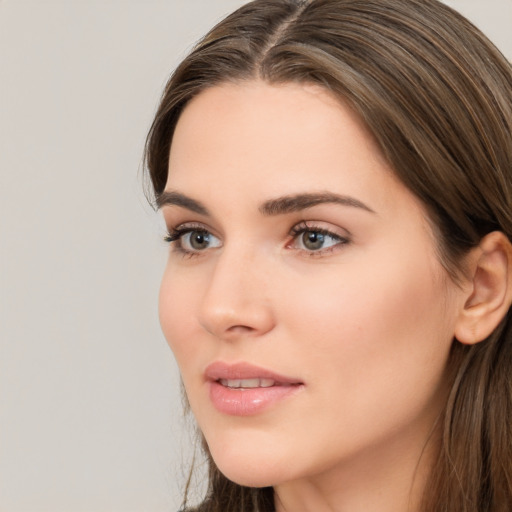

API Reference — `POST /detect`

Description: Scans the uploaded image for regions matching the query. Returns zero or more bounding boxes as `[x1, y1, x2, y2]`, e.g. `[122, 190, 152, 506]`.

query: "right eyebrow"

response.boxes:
[156, 190, 210, 216]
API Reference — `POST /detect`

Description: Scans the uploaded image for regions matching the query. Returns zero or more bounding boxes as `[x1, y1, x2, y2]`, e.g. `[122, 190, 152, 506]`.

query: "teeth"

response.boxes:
[219, 378, 276, 389]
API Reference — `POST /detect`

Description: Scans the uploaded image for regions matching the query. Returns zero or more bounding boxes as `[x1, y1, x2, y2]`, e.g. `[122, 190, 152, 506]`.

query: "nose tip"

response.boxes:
[199, 305, 275, 340]
[198, 256, 276, 341]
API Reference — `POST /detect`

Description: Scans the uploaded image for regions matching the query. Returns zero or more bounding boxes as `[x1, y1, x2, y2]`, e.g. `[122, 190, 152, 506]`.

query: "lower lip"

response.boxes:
[209, 381, 303, 416]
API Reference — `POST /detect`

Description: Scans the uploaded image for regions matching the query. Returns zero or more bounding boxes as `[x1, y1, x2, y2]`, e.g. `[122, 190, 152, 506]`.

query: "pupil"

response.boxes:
[303, 231, 324, 250]
[191, 231, 209, 249]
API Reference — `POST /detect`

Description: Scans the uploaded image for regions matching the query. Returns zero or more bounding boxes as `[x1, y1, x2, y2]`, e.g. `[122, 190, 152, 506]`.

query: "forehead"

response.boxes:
[166, 81, 426, 226]
[169, 82, 384, 182]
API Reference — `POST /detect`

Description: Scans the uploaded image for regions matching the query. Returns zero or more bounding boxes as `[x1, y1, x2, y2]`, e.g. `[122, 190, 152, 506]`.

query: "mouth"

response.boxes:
[205, 361, 303, 386]
[218, 378, 277, 389]
[205, 361, 304, 416]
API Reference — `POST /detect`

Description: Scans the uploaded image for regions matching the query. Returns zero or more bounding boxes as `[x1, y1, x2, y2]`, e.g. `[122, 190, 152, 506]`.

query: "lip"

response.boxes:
[205, 361, 304, 416]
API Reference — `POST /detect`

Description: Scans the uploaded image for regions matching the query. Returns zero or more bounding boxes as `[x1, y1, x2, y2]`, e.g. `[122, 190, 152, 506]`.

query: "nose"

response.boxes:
[198, 245, 276, 341]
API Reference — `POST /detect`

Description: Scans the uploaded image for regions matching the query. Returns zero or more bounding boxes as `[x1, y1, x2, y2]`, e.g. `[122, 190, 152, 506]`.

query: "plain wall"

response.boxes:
[1, 1, 510, 511]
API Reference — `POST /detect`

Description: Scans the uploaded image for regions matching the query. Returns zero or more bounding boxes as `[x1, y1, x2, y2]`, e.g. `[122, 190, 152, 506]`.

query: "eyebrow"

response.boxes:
[156, 190, 210, 215]
[259, 192, 375, 216]
[156, 190, 375, 216]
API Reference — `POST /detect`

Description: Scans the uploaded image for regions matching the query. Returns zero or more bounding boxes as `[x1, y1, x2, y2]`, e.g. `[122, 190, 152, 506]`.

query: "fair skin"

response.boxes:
[158, 81, 476, 512]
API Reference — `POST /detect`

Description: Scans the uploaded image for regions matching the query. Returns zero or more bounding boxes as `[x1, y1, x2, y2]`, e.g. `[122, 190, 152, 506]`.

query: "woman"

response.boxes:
[145, 0, 512, 510]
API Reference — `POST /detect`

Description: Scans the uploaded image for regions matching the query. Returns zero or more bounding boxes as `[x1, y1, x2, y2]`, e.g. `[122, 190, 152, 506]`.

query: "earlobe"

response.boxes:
[455, 231, 512, 345]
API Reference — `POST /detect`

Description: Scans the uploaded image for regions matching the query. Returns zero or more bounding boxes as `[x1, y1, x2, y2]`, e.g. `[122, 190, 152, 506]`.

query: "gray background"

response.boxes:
[1, 1, 510, 511]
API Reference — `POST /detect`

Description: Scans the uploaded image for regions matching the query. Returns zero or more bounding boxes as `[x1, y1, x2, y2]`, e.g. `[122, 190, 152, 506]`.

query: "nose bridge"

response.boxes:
[198, 240, 275, 339]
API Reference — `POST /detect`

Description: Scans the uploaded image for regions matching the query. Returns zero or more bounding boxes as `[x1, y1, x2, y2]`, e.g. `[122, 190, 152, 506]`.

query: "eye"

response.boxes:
[165, 226, 222, 254]
[300, 231, 332, 251]
[182, 230, 219, 251]
[289, 222, 349, 253]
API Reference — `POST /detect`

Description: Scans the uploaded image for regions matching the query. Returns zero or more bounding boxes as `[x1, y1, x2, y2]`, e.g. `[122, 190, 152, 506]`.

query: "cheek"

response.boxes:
[267, 262, 453, 471]
[284, 256, 445, 341]
[159, 267, 200, 365]
[281, 249, 453, 405]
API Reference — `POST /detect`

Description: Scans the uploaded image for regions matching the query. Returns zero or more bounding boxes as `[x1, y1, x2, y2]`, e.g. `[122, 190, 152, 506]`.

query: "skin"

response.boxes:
[158, 81, 470, 512]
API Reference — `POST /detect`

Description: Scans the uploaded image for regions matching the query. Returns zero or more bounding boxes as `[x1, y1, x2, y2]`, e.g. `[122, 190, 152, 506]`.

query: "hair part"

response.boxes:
[145, 1, 512, 510]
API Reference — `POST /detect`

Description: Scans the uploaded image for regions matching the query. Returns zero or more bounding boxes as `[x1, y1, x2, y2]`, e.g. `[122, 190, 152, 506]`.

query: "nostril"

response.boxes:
[226, 325, 256, 334]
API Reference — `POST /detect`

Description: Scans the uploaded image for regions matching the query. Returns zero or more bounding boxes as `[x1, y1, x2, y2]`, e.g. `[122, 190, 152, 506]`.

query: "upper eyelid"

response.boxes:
[289, 220, 352, 238]
[290, 225, 350, 243]
[166, 220, 216, 234]
[164, 223, 214, 244]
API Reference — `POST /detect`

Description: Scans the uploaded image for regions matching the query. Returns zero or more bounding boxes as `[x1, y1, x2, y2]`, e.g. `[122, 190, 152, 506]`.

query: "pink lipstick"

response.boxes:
[205, 362, 304, 416]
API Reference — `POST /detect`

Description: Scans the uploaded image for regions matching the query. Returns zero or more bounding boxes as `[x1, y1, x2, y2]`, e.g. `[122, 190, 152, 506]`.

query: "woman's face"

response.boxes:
[159, 82, 466, 489]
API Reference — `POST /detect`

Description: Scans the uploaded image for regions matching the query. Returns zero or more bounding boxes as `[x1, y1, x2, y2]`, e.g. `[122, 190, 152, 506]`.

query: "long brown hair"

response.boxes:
[144, 1, 512, 510]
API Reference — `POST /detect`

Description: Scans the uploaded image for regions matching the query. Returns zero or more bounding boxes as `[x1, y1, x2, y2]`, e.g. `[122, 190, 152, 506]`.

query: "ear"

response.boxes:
[455, 231, 512, 345]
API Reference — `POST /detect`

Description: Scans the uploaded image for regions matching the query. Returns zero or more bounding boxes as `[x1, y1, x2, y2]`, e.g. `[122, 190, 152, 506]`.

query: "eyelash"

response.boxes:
[288, 221, 350, 256]
[163, 223, 212, 257]
[164, 221, 350, 257]
[164, 226, 200, 244]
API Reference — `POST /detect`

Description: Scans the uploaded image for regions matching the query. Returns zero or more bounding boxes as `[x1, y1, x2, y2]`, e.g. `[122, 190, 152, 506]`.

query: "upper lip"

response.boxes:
[204, 361, 303, 385]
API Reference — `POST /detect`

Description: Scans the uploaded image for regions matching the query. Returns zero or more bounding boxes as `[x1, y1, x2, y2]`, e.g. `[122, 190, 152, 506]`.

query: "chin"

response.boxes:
[207, 440, 290, 488]
[215, 462, 282, 489]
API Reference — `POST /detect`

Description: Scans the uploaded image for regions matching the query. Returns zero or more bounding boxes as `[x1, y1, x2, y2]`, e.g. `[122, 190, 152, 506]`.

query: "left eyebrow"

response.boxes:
[259, 192, 376, 216]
